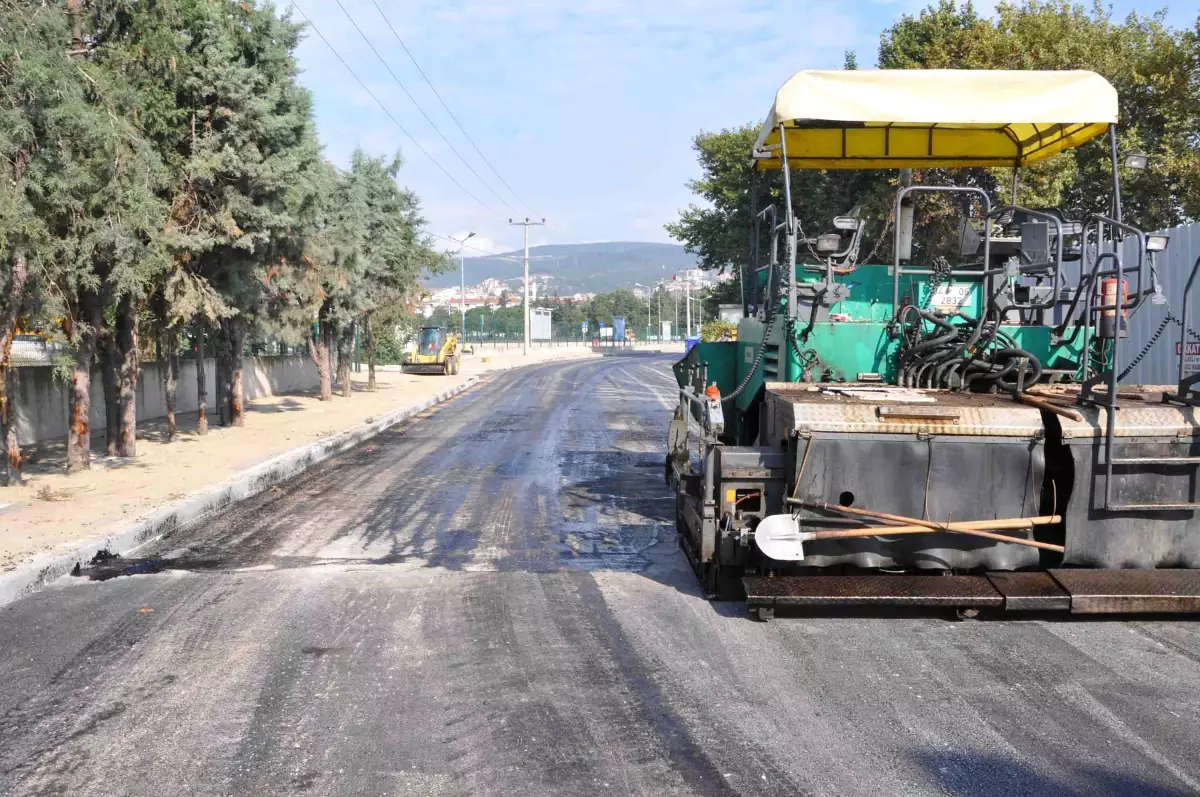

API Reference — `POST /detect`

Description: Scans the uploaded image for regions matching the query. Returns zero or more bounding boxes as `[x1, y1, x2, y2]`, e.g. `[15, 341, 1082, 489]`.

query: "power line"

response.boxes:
[330, 0, 515, 211]
[366, 0, 538, 215]
[421, 229, 503, 256]
[289, 0, 501, 217]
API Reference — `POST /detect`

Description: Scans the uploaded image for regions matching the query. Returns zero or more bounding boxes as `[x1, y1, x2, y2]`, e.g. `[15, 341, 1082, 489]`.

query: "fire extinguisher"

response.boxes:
[1098, 278, 1129, 339]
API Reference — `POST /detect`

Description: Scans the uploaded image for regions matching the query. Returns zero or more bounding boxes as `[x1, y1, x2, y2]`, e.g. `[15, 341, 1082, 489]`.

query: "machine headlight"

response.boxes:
[1124, 152, 1149, 170]
[1146, 234, 1169, 252]
[833, 216, 859, 231]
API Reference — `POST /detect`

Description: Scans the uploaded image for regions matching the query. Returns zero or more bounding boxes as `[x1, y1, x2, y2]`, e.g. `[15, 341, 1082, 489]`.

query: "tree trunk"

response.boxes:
[229, 319, 245, 427]
[364, 314, 377, 390]
[115, 295, 139, 458]
[67, 290, 102, 472]
[164, 328, 179, 442]
[99, 327, 120, 456]
[0, 248, 28, 487]
[337, 325, 353, 398]
[66, 0, 82, 50]
[2, 374, 19, 487]
[215, 322, 232, 426]
[309, 322, 332, 401]
[195, 322, 208, 435]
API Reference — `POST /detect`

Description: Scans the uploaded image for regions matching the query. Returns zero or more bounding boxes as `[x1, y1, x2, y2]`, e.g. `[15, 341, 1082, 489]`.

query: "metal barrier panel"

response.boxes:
[1119, 222, 1200, 385]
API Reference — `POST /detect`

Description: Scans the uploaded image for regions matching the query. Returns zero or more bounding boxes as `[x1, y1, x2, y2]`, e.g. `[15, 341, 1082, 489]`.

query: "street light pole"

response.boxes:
[657, 279, 667, 336]
[674, 281, 679, 339]
[454, 232, 476, 341]
[635, 283, 651, 340]
[685, 270, 692, 337]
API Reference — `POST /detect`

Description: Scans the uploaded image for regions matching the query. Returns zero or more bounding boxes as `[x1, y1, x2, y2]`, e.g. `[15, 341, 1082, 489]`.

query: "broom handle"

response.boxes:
[785, 500, 1065, 552]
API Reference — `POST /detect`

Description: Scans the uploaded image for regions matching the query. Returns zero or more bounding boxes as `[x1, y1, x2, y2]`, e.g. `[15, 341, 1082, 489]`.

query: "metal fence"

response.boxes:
[9, 337, 63, 367]
[1117, 222, 1200, 386]
[8, 333, 307, 368]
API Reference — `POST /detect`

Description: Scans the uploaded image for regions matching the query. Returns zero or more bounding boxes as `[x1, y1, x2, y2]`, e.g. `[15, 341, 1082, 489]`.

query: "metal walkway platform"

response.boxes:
[743, 569, 1200, 616]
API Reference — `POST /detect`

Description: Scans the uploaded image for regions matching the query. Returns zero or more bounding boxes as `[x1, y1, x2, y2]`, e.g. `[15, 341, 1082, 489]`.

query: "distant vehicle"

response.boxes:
[401, 327, 461, 375]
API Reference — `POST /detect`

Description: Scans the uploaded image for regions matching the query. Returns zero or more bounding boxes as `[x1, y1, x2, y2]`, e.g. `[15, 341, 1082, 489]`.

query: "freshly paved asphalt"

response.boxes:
[2, 354, 1199, 797]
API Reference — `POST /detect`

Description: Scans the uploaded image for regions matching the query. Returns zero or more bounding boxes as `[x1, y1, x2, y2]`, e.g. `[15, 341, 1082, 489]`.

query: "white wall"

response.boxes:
[9, 355, 318, 446]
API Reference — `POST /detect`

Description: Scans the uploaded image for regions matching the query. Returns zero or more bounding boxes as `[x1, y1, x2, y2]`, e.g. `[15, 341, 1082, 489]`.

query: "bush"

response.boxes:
[373, 328, 406, 364]
[701, 320, 737, 342]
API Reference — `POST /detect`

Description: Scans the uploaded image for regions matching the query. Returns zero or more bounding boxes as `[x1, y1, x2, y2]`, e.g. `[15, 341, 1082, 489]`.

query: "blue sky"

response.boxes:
[290, 0, 1193, 258]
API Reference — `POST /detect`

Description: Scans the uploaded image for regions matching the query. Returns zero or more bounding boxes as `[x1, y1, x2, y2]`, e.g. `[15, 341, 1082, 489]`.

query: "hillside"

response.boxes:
[423, 241, 698, 294]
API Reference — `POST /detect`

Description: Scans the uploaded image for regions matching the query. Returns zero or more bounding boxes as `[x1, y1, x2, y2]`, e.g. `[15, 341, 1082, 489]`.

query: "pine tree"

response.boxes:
[164, 0, 320, 424]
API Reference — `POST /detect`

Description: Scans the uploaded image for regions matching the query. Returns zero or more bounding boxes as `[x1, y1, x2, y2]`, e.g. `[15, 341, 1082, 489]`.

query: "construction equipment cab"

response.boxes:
[402, 327, 461, 375]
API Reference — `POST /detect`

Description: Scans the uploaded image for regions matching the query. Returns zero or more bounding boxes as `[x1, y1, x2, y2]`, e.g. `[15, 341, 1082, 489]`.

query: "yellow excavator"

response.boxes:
[401, 326, 461, 375]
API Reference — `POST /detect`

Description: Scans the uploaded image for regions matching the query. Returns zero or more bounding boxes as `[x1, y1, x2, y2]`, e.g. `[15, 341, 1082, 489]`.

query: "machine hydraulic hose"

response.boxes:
[892, 305, 1043, 392]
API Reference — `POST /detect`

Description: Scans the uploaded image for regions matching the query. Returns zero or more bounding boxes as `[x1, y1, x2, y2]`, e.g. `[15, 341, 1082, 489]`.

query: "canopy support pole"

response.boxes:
[747, 169, 759, 317]
[1108, 125, 1123, 226]
[778, 124, 798, 321]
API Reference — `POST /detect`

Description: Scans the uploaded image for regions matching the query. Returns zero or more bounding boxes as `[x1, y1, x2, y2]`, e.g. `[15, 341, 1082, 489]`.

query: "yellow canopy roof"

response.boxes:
[753, 69, 1117, 170]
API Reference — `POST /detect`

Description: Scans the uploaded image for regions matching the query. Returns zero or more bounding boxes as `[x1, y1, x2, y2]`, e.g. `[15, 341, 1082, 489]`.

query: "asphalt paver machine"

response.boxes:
[668, 69, 1200, 618]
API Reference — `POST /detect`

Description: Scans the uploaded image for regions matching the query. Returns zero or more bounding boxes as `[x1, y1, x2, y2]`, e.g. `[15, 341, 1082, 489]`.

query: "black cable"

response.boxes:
[365, 0, 537, 214]
[289, 0, 500, 216]
[331, 0, 515, 211]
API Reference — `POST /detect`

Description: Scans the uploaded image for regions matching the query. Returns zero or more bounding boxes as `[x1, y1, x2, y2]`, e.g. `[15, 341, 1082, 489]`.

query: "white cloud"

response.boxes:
[441, 233, 506, 254]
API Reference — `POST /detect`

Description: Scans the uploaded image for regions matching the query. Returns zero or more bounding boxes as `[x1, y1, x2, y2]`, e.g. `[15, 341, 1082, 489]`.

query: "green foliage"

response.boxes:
[701, 320, 737, 342]
[669, 1, 1200, 280]
[1, 0, 442, 361]
[663, 126, 766, 274]
[664, 126, 896, 275]
[0, 0, 175, 372]
[586, 288, 645, 330]
[700, 279, 743, 322]
[878, 0, 1200, 228]
[434, 287, 675, 342]
[372, 325, 406, 364]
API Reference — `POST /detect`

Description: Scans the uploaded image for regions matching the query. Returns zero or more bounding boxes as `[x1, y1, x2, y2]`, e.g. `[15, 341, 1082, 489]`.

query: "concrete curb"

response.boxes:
[0, 371, 493, 609]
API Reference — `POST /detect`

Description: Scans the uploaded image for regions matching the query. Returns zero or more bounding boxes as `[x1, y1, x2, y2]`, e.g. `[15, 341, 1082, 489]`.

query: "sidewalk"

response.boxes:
[0, 346, 625, 575]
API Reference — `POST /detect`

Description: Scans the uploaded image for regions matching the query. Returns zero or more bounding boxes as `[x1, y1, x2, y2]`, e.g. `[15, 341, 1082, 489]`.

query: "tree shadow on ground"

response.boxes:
[246, 398, 307, 414]
[910, 749, 1196, 797]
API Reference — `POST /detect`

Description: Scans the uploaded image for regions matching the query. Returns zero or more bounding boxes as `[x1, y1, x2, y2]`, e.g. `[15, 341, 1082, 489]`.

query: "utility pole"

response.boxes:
[454, 232, 476, 341]
[509, 217, 545, 356]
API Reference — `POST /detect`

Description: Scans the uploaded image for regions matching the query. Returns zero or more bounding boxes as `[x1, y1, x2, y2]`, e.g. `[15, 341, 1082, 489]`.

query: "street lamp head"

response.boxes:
[466, 231, 476, 240]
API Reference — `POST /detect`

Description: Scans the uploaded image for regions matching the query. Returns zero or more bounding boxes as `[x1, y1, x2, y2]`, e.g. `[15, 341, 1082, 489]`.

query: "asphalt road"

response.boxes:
[2, 354, 1200, 797]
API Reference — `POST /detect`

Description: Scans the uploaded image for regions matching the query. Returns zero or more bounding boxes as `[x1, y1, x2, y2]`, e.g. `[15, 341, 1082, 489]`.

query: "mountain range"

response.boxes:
[423, 241, 699, 295]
